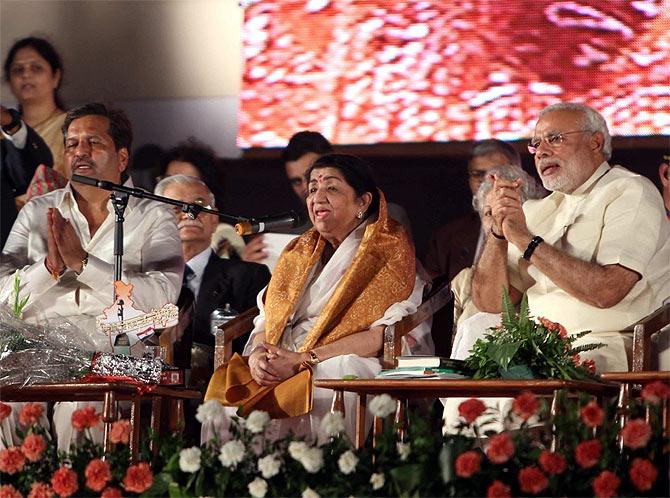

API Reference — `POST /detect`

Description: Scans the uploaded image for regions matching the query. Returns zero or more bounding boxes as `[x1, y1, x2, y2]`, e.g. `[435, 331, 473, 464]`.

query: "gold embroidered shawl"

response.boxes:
[205, 192, 415, 418]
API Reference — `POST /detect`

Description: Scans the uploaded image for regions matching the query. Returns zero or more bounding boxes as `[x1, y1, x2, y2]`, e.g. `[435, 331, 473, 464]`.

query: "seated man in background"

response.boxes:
[0, 103, 183, 450]
[424, 139, 522, 282]
[155, 174, 271, 390]
[473, 102, 669, 372]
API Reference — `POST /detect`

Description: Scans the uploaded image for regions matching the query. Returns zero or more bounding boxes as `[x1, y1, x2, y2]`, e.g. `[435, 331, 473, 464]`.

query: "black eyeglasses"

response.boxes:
[527, 130, 592, 155]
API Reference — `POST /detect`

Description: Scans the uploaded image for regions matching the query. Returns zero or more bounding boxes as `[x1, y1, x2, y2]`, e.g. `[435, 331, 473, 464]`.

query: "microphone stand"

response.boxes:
[111, 191, 129, 323]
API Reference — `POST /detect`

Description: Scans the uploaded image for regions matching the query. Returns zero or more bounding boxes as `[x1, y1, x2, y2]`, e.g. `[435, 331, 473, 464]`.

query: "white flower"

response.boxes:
[320, 412, 346, 437]
[370, 472, 385, 490]
[300, 447, 324, 473]
[178, 446, 201, 473]
[338, 450, 359, 474]
[302, 487, 320, 498]
[195, 399, 224, 423]
[369, 394, 396, 418]
[219, 440, 245, 468]
[246, 410, 270, 433]
[257, 453, 281, 479]
[288, 441, 309, 461]
[397, 442, 411, 461]
[248, 477, 268, 498]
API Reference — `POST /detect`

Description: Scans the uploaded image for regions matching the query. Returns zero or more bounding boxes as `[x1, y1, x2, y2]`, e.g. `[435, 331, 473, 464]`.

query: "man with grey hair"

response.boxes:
[155, 175, 271, 389]
[424, 139, 522, 281]
[473, 102, 670, 372]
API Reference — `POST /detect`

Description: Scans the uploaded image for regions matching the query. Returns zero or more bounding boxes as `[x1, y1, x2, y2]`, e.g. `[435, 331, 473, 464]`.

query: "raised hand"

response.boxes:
[50, 208, 87, 273]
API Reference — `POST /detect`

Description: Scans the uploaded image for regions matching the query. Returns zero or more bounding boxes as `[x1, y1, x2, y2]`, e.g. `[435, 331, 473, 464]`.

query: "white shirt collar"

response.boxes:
[186, 247, 212, 277]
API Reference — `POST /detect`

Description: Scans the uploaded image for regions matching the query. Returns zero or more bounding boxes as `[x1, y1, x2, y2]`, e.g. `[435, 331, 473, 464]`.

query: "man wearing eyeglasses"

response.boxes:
[472, 102, 670, 372]
[424, 139, 522, 281]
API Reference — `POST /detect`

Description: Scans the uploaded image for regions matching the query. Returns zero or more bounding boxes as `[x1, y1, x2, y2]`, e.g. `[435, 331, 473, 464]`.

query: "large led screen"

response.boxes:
[238, 0, 669, 147]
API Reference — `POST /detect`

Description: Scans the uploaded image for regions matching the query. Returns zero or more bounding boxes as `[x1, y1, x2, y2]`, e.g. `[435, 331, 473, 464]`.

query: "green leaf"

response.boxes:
[500, 364, 534, 379]
[389, 463, 423, 493]
[487, 341, 521, 370]
[500, 287, 516, 329]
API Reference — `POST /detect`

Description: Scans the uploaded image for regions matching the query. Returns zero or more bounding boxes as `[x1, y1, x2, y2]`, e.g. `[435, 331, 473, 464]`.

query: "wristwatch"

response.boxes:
[304, 350, 320, 367]
[1, 108, 22, 134]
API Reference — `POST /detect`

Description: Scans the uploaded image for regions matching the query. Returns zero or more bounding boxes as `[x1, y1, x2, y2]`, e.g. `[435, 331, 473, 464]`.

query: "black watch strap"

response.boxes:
[523, 236, 544, 261]
[2, 108, 22, 133]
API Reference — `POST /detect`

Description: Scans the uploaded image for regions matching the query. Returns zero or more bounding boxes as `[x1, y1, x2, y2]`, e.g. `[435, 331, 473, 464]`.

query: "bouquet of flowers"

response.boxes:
[465, 291, 601, 380]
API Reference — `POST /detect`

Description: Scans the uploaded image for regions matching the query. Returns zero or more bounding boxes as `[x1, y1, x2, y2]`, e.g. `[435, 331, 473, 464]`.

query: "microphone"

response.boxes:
[71, 174, 108, 188]
[235, 211, 303, 235]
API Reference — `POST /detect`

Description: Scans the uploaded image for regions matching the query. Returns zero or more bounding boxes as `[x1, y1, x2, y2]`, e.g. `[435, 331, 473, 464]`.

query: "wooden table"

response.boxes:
[314, 378, 620, 448]
[0, 382, 202, 460]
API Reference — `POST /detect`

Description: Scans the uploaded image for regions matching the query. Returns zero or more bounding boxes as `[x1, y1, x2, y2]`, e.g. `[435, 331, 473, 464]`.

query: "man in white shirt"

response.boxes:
[0, 103, 183, 449]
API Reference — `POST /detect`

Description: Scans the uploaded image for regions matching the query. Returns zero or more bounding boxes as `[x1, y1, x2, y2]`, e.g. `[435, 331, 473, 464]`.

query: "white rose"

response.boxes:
[396, 442, 411, 461]
[300, 447, 324, 473]
[369, 394, 396, 418]
[288, 441, 309, 461]
[258, 454, 281, 479]
[370, 472, 385, 490]
[195, 399, 224, 423]
[246, 410, 270, 434]
[248, 477, 268, 498]
[302, 487, 320, 498]
[320, 412, 346, 437]
[338, 450, 359, 475]
[219, 440, 246, 468]
[178, 446, 201, 473]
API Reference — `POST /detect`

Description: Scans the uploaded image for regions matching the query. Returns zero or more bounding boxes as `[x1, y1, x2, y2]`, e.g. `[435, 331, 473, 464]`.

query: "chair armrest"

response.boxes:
[623, 303, 670, 372]
[214, 306, 259, 369]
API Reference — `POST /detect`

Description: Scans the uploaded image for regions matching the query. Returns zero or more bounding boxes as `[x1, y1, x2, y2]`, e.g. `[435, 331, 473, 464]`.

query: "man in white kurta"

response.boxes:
[0, 104, 182, 450]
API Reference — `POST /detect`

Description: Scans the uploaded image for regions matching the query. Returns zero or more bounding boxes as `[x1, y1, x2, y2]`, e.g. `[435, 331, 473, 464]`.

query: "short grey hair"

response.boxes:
[470, 139, 521, 168]
[473, 164, 546, 214]
[154, 174, 216, 208]
[539, 103, 612, 160]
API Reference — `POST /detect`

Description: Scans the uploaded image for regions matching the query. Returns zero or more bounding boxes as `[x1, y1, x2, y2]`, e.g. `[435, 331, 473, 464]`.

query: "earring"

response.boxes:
[356, 211, 364, 219]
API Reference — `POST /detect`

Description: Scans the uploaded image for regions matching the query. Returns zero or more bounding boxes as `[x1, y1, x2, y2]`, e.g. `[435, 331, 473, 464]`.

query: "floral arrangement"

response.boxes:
[465, 291, 601, 380]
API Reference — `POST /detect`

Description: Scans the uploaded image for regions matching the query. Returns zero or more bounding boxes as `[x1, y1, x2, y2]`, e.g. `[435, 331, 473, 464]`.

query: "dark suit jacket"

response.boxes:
[423, 212, 481, 282]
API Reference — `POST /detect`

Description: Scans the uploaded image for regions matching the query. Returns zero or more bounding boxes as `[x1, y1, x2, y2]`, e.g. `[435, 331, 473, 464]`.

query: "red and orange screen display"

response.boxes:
[238, 0, 669, 147]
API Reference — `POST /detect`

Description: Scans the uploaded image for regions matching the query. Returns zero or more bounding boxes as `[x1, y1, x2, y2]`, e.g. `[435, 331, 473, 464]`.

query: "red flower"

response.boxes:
[538, 450, 566, 475]
[641, 381, 670, 405]
[580, 400, 605, 428]
[85, 458, 112, 492]
[582, 359, 596, 374]
[19, 403, 44, 427]
[51, 466, 78, 498]
[28, 482, 54, 498]
[486, 433, 515, 464]
[621, 419, 652, 449]
[574, 439, 602, 468]
[592, 470, 621, 498]
[100, 488, 122, 498]
[0, 485, 22, 498]
[21, 433, 47, 462]
[518, 466, 548, 495]
[629, 457, 658, 492]
[110, 419, 131, 444]
[512, 391, 540, 421]
[538, 317, 567, 338]
[0, 447, 26, 474]
[71, 406, 101, 431]
[458, 398, 486, 424]
[123, 462, 153, 493]
[454, 450, 481, 478]
[487, 480, 511, 498]
[0, 403, 11, 423]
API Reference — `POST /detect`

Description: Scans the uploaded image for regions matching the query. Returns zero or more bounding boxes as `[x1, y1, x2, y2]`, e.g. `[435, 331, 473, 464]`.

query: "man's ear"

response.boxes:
[118, 147, 129, 173]
[590, 131, 604, 155]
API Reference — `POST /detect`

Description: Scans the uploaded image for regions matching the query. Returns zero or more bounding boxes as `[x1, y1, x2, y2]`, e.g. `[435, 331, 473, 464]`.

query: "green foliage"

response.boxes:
[10, 270, 30, 318]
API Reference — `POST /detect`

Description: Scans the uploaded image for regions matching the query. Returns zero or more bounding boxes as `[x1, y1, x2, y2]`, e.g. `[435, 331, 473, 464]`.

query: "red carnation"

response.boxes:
[621, 419, 652, 449]
[641, 381, 670, 405]
[0, 485, 22, 498]
[123, 462, 154, 493]
[518, 466, 548, 495]
[0, 403, 11, 423]
[580, 400, 605, 428]
[51, 466, 78, 498]
[71, 406, 101, 431]
[487, 479, 511, 498]
[100, 487, 122, 498]
[574, 439, 602, 468]
[110, 419, 130, 444]
[0, 447, 26, 474]
[458, 398, 486, 424]
[592, 470, 621, 498]
[486, 433, 515, 464]
[21, 433, 47, 462]
[582, 359, 596, 374]
[28, 482, 54, 498]
[512, 391, 540, 421]
[629, 458, 658, 492]
[538, 317, 567, 338]
[19, 403, 44, 427]
[454, 450, 481, 478]
[85, 458, 112, 492]
[538, 450, 567, 475]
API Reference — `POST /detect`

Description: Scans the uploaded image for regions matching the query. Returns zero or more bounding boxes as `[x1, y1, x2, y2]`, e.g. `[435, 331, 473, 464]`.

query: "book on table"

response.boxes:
[376, 367, 468, 379]
[396, 355, 465, 369]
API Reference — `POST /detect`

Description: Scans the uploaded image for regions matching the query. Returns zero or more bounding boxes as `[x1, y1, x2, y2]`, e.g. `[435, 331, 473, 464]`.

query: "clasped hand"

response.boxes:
[486, 176, 532, 248]
[46, 208, 87, 275]
[248, 343, 307, 386]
